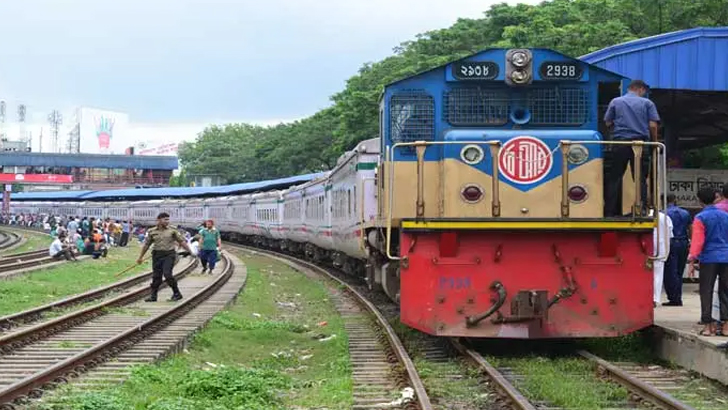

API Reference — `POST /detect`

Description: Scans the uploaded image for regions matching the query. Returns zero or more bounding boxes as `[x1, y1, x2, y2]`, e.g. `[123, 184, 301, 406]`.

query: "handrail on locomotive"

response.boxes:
[384, 139, 668, 261]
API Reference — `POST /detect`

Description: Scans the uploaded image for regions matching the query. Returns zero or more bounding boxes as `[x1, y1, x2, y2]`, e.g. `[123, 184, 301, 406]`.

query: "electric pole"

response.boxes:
[18, 104, 26, 150]
[48, 110, 62, 153]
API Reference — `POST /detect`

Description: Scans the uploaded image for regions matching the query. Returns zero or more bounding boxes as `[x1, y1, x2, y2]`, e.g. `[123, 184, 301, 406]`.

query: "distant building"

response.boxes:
[1, 139, 30, 152]
[0, 151, 178, 191]
[189, 174, 226, 187]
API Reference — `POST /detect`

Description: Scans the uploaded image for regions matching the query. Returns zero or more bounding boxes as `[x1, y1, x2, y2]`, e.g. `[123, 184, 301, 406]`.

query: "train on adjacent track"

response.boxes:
[10, 47, 668, 339]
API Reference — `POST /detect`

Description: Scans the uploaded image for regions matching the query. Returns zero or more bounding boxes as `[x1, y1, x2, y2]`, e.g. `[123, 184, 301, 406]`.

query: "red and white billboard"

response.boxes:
[137, 142, 179, 156]
[0, 174, 73, 184]
[78, 107, 130, 155]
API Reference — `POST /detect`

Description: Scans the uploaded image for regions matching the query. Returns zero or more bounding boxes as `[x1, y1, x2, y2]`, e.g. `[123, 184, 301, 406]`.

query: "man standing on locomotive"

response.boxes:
[136, 212, 194, 302]
[603, 79, 660, 216]
[663, 193, 691, 306]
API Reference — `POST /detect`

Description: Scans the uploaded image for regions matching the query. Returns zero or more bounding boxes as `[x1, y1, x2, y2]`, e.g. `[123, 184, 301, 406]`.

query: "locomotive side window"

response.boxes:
[390, 92, 435, 152]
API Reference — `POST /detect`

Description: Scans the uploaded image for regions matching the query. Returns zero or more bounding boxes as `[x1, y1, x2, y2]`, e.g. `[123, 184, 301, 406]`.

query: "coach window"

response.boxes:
[347, 190, 351, 217]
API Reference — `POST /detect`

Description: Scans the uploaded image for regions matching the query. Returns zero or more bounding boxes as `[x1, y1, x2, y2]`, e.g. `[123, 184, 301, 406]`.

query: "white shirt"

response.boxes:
[653, 211, 674, 260]
[188, 240, 199, 256]
[49, 239, 63, 256]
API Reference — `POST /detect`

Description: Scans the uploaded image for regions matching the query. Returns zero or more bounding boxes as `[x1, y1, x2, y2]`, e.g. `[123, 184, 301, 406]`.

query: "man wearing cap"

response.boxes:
[603, 79, 661, 216]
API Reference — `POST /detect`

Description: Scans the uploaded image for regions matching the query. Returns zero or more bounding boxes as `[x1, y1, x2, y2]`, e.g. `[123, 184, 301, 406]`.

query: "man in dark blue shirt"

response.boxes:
[603, 80, 661, 216]
[664, 193, 691, 306]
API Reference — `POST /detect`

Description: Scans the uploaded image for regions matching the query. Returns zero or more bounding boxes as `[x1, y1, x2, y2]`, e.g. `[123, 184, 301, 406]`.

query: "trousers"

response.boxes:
[653, 260, 665, 304]
[698, 263, 728, 323]
[151, 251, 180, 294]
[604, 143, 650, 217]
[200, 249, 217, 271]
[119, 232, 129, 247]
[664, 239, 688, 303]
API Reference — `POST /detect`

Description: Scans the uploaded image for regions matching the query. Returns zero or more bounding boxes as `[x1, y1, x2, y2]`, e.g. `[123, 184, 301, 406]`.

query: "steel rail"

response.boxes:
[0, 257, 198, 354]
[0, 257, 188, 331]
[0, 249, 46, 261]
[225, 243, 433, 410]
[0, 253, 232, 409]
[578, 350, 697, 410]
[0, 251, 50, 269]
[0, 231, 21, 250]
[451, 339, 537, 410]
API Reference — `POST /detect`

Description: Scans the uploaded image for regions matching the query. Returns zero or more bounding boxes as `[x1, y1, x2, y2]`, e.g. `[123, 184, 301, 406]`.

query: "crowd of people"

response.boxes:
[655, 187, 728, 338]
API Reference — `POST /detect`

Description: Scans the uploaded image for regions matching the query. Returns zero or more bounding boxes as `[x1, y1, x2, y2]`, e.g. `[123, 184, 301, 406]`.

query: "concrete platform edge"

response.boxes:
[647, 325, 728, 385]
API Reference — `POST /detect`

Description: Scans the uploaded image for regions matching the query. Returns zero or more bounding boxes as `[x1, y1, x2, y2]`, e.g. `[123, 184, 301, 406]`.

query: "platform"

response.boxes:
[651, 283, 728, 385]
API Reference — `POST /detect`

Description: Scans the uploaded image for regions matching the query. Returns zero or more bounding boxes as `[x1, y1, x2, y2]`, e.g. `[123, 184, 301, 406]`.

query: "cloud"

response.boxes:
[0, 0, 538, 124]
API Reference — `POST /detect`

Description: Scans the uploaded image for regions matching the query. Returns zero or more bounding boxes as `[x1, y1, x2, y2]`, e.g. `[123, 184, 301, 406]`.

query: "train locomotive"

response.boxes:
[9, 47, 667, 339]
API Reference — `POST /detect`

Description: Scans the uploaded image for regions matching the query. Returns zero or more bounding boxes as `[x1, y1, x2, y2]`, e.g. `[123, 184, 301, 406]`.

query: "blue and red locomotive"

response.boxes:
[370, 47, 665, 338]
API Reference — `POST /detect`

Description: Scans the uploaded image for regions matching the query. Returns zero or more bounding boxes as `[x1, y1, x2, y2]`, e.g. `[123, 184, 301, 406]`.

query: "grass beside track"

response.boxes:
[0, 242, 151, 316]
[37, 251, 352, 410]
[1, 229, 48, 255]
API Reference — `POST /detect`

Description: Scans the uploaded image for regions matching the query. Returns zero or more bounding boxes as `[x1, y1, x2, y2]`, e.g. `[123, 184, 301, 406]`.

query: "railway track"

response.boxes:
[0, 256, 193, 333]
[0, 253, 245, 409]
[0, 250, 57, 278]
[224, 241, 728, 410]
[227, 243, 432, 410]
[0, 231, 21, 252]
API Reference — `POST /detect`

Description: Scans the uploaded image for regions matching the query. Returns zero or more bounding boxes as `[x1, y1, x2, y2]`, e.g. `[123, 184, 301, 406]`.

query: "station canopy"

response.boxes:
[0, 152, 178, 170]
[581, 27, 728, 151]
[10, 172, 327, 202]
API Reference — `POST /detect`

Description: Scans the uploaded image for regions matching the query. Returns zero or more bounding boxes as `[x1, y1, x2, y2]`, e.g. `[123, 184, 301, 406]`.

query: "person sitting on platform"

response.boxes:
[49, 233, 77, 261]
[688, 187, 728, 336]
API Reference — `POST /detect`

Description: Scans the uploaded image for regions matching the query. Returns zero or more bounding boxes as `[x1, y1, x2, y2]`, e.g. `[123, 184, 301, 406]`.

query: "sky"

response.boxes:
[0, 0, 541, 153]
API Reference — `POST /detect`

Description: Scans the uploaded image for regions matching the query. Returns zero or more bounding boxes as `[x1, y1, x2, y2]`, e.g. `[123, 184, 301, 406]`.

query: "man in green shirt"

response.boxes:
[198, 220, 222, 274]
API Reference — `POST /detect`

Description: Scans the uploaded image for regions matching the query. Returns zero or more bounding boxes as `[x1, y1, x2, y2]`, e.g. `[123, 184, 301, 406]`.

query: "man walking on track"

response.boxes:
[198, 219, 222, 274]
[136, 212, 194, 302]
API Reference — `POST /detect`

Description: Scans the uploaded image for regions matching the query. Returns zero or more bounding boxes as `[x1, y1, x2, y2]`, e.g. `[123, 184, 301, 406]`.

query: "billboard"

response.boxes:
[78, 107, 129, 154]
[136, 142, 179, 156]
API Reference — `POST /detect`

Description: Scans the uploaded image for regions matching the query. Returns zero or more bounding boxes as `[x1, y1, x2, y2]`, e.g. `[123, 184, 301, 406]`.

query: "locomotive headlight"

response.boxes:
[511, 69, 530, 84]
[460, 145, 484, 165]
[566, 144, 589, 165]
[511, 51, 529, 67]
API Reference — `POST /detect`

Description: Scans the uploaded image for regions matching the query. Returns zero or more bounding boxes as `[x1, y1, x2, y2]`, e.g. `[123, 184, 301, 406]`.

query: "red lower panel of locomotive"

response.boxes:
[398, 231, 653, 339]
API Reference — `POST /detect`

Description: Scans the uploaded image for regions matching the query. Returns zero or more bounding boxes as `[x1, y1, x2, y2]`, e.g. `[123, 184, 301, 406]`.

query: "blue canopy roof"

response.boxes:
[0, 152, 178, 170]
[581, 27, 728, 91]
[9, 190, 95, 201]
[10, 172, 328, 201]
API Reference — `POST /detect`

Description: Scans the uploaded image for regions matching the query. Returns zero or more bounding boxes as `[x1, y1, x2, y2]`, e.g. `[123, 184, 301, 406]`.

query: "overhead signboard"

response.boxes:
[667, 168, 728, 208]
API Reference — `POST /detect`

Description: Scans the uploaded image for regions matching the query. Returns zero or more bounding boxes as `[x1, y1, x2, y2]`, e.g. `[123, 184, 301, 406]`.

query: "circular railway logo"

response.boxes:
[498, 136, 553, 184]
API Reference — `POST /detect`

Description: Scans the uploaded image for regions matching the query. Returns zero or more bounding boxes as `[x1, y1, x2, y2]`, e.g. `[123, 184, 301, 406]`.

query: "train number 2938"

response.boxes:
[439, 277, 472, 290]
[539, 61, 582, 80]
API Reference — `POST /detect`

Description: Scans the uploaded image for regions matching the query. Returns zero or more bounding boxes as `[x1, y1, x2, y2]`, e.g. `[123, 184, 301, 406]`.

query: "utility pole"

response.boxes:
[48, 110, 62, 153]
[18, 104, 26, 150]
[0, 101, 5, 146]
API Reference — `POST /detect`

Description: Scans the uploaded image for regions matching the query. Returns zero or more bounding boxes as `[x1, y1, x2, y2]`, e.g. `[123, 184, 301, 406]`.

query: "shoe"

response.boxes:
[169, 294, 183, 301]
[201, 268, 207, 274]
[662, 301, 683, 306]
[145, 296, 157, 302]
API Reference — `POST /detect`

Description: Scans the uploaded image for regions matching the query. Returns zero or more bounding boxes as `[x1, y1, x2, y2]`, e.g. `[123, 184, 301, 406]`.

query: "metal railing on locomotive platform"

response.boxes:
[384, 139, 668, 261]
